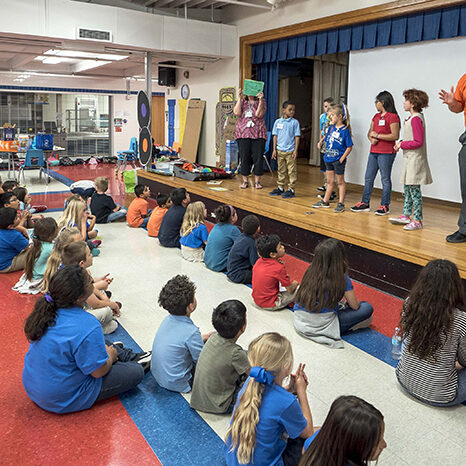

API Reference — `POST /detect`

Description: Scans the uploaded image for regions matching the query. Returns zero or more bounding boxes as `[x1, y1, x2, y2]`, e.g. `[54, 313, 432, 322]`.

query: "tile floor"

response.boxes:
[2, 167, 465, 466]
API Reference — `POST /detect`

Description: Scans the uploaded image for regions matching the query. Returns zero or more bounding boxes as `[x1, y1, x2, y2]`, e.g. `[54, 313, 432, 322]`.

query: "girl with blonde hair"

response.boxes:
[225, 332, 314, 466]
[42, 227, 82, 292]
[59, 197, 100, 253]
[180, 201, 208, 262]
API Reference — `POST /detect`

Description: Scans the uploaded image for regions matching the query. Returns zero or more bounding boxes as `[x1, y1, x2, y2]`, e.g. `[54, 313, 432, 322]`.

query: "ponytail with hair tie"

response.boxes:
[249, 366, 275, 386]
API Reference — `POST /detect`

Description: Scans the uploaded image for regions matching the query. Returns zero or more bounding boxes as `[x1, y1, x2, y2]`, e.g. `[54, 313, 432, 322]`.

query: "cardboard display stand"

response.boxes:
[215, 87, 236, 157]
[182, 99, 206, 163]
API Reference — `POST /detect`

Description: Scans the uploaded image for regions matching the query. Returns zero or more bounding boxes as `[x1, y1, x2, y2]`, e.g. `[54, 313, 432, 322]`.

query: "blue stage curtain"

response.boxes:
[251, 5, 465, 64]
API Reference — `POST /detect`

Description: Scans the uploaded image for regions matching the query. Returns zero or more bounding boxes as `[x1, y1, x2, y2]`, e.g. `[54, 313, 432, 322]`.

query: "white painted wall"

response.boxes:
[347, 37, 466, 203]
[225, 0, 390, 36]
[1, 0, 236, 58]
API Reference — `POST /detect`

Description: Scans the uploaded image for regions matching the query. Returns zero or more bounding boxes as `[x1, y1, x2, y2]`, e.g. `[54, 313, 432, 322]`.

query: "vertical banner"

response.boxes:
[167, 99, 176, 147]
[178, 99, 188, 146]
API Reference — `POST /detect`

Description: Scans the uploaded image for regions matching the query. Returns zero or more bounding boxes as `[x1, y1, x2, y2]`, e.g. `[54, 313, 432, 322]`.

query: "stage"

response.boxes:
[138, 163, 466, 297]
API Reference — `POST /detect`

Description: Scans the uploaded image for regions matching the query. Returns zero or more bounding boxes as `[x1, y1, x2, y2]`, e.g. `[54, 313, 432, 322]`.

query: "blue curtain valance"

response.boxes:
[252, 5, 466, 64]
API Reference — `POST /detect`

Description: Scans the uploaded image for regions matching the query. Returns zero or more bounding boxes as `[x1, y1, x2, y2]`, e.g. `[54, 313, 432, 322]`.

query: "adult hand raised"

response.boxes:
[238, 88, 243, 99]
[256, 91, 264, 100]
[438, 86, 455, 106]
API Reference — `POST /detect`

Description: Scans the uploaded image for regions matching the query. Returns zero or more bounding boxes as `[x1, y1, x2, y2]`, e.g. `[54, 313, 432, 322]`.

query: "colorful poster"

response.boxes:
[178, 99, 188, 146]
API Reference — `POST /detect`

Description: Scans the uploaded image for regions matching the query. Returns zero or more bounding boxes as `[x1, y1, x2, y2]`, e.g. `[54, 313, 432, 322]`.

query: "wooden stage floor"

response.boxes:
[139, 163, 466, 280]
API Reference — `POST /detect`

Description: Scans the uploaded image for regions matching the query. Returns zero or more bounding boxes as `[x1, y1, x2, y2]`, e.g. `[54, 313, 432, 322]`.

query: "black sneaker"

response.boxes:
[375, 205, 390, 216]
[281, 189, 295, 199]
[134, 351, 152, 363]
[269, 187, 284, 196]
[317, 185, 326, 192]
[351, 202, 370, 212]
[312, 200, 330, 208]
[446, 230, 466, 243]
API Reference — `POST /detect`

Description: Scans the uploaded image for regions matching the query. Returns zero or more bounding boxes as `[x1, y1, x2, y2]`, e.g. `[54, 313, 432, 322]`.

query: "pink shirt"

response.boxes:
[235, 99, 267, 140]
[400, 116, 424, 150]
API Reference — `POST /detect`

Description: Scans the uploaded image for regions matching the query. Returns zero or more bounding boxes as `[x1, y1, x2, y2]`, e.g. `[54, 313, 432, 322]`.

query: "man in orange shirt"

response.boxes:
[439, 74, 466, 243]
[127, 184, 152, 229]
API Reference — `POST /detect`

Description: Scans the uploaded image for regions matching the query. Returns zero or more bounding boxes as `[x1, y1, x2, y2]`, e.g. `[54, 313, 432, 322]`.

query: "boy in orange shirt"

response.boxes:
[147, 193, 172, 238]
[127, 184, 152, 229]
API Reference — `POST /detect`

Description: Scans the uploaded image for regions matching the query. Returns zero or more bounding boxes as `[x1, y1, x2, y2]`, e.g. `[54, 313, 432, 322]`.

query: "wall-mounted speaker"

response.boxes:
[158, 61, 177, 87]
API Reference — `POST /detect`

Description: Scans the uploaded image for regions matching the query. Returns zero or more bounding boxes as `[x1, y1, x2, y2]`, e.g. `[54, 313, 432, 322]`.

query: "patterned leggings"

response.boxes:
[403, 185, 423, 221]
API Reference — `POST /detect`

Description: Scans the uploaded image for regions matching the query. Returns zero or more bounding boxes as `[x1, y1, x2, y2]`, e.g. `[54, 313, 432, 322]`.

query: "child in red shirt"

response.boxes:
[127, 184, 152, 229]
[147, 193, 172, 238]
[252, 234, 298, 311]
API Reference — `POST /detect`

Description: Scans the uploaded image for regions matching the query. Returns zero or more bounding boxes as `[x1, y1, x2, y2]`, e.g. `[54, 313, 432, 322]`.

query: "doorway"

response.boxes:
[277, 53, 349, 165]
[151, 95, 165, 145]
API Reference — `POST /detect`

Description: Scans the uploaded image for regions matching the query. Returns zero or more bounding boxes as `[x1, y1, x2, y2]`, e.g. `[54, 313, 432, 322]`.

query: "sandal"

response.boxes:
[255, 183, 263, 190]
[240, 182, 249, 189]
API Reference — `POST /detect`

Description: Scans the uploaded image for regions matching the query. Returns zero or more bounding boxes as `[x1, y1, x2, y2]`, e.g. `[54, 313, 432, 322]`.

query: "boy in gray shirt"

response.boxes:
[190, 300, 250, 414]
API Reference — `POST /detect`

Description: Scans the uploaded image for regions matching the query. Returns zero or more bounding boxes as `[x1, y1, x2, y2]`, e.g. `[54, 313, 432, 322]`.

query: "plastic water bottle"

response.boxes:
[391, 327, 402, 360]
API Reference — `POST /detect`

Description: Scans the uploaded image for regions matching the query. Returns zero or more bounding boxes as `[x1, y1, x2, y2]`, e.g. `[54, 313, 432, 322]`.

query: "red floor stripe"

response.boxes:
[0, 271, 161, 466]
[282, 253, 402, 337]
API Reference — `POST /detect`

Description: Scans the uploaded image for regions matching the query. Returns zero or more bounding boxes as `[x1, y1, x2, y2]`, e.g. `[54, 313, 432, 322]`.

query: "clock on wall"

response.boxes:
[181, 84, 190, 100]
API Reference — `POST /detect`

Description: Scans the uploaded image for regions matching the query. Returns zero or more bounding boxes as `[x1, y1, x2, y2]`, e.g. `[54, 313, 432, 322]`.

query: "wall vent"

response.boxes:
[77, 28, 112, 42]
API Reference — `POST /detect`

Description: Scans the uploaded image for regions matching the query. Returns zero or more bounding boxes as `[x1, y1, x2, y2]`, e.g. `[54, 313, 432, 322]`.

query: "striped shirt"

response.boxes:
[396, 309, 466, 404]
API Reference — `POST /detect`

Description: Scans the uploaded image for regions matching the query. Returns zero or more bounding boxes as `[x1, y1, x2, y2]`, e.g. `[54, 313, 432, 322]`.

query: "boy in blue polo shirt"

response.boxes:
[269, 102, 301, 199]
[151, 275, 213, 393]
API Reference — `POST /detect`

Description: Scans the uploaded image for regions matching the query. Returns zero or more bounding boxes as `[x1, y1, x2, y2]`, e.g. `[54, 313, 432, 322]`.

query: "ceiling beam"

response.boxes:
[199, 0, 270, 9]
[145, 0, 174, 7]
[169, 0, 189, 8]
[8, 54, 36, 69]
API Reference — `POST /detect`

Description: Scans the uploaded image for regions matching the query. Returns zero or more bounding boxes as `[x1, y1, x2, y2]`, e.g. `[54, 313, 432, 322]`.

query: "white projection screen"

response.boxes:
[347, 37, 466, 203]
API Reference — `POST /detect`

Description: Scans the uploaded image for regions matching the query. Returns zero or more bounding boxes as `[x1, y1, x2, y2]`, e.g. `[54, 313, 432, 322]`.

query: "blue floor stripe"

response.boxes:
[47, 169, 75, 187]
[342, 329, 397, 368]
[106, 324, 226, 466]
[30, 190, 70, 196]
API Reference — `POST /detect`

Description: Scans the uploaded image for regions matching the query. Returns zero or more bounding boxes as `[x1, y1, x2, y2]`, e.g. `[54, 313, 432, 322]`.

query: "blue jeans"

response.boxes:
[95, 343, 144, 402]
[107, 206, 127, 223]
[139, 209, 152, 230]
[361, 153, 396, 206]
[337, 301, 374, 334]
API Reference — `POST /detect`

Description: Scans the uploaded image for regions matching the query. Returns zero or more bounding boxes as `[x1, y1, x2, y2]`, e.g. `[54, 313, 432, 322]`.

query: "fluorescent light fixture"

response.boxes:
[74, 60, 111, 72]
[44, 49, 127, 61]
[43, 56, 62, 64]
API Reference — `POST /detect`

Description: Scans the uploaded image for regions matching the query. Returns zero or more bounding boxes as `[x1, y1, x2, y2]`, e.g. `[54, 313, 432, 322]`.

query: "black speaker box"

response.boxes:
[158, 61, 177, 87]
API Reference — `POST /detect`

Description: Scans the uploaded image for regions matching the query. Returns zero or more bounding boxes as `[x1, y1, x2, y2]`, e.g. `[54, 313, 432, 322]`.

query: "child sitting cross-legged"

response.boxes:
[22, 266, 147, 414]
[61, 241, 120, 334]
[190, 300, 250, 414]
[151, 275, 213, 393]
[293, 238, 374, 348]
[0, 207, 29, 273]
[225, 332, 314, 466]
[127, 184, 151, 229]
[226, 214, 260, 285]
[90, 177, 126, 224]
[158, 187, 191, 248]
[42, 227, 82, 292]
[180, 201, 209, 262]
[13, 217, 58, 294]
[252, 234, 299, 311]
[204, 204, 240, 273]
[147, 193, 172, 238]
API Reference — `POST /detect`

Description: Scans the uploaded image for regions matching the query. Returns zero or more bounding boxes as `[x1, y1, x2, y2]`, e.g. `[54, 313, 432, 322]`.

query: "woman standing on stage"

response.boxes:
[234, 88, 267, 190]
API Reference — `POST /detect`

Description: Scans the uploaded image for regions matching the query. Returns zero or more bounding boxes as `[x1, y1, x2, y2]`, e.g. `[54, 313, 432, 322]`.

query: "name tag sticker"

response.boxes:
[379, 119, 386, 126]
[277, 123, 284, 129]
